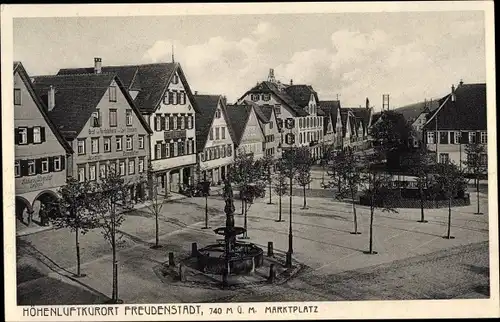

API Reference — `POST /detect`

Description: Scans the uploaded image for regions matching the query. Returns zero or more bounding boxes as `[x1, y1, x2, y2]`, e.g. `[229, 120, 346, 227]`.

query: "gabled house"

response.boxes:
[32, 72, 152, 204]
[194, 94, 235, 185]
[423, 81, 487, 167]
[319, 100, 343, 151]
[393, 99, 440, 147]
[58, 58, 200, 194]
[226, 104, 265, 160]
[14, 62, 73, 229]
[237, 69, 324, 160]
[341, 98, 373, 150]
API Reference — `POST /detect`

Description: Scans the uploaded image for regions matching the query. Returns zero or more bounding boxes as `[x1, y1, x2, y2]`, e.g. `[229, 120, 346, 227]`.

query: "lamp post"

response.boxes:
[284, 118, 296, 268]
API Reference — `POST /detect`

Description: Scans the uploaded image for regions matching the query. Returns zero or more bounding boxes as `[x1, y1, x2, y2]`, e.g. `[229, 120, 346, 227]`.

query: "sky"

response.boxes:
[13, 11, 486, 110]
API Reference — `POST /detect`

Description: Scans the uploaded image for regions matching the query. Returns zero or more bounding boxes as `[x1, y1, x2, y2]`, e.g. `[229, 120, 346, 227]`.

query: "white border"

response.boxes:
[2, 2, 498, 321]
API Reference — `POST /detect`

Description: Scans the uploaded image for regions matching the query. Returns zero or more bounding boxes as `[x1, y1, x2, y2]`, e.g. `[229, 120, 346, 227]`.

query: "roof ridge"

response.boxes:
[34, 72, 116, 78]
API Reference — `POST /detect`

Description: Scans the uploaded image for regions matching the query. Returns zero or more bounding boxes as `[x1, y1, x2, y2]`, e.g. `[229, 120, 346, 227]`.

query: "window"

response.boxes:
[138, 158, 144, 173]
[251, 94, 260, 101]
[78, 166, 86, 182]
[126, 136, 133, 151]
[14, 88, 22, 105]
[454, 131, 460, 144]
[41, 158, 49, 173]
[439, 153, 449, 164]
[215, 127, 220, 140]
[109, 86, 117, 102]
[91, 138, 99, 154]
[173, 142, 178, 157]
[172, 90, 178, 105]
[215, 146, 220, 159]
[178, 141, 185, 156]
[187, 115, 193, 129]
[33, 127, 41, 144]
[270, 122, 273, 129]
[109, 162, 117, 175]
[54, 157, 61, 171]
[27, 160, 35, 175]
[221, 127, 226, 139]
[181, 92, 187, 105]
[227, 144, 232, 157]
[109, 109, 117, 127]
[116, 136, 123, 151]
[119, 161, 126, 176]
[155, 142, 162, 159]
[274, 105, 281, 115]
[99, 164, 107, 178]
[180, 116, 185, 129]
[263, 93, 271, 101]
[480, 153, 488, 166]
[104, 137, 111, 152]
[481, 132, 487, 144]
[91, 110, 101, 127]
[166, 143, 170, 157]
[209, 128, 214, 140]
[155, 114, 162, 131]
[18, 128, 28, 145]
[165, 115, 170, 131]
[469, 132, 476, 143]
[126, 110, 133, 126]
[128, 159, 135, 174]
[172, 74, 179, 84]
[427, 132, 435, 144]
[173, 115, 178, 130]
[138, 135, 144, 149]
[89, 164, 97, 181]
[77, 139, 86, 155]
[15, 160, 21, 177]
[215, 109, 221, 118]
[163, 92, 169, 105]
[221, 145, 226, 158]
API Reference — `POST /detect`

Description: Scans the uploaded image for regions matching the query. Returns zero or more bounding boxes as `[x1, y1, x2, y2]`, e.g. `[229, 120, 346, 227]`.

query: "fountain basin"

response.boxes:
[195, 242, 264, 275]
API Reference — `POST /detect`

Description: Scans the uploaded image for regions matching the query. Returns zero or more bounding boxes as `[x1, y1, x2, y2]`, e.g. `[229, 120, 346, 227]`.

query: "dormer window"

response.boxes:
[274, 105, 281, 115]
[172, 90, 178, 105]
[263, 93, 271, 101]
[163, 92, 169, 105]
[215, 109, 221, 119]
[251, 94, 260, 102]
[91, 110, 101, 127]
[126, 110, 133, 126]
[109, 86, 117, 102]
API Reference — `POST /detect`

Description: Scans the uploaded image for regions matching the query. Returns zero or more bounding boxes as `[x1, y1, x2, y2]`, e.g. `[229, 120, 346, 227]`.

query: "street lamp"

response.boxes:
[284, 117, 296, 268]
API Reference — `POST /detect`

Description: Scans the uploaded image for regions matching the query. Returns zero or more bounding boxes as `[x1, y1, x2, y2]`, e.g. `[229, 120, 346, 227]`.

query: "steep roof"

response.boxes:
[319, 100, 341, 134]
[58, 62, 200, 114]
[393, 100, 440, 123]
[284, 84, 320, 108]
[32, 73, 152, 140]
[343, 107, 371, 129]
[14, 62, 73, 154]
[240, 81, 308, 117]
[225, 104, 254, 145]
[423, 83, 486, 131]
[193, 94, 220, 152]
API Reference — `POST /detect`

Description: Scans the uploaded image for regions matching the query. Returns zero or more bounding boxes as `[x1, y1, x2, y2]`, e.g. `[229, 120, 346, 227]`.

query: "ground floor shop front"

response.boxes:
[155, 165, 195, 195]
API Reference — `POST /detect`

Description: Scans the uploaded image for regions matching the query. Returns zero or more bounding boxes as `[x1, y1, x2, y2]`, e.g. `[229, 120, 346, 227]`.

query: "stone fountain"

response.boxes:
[194, 180, 263, 280]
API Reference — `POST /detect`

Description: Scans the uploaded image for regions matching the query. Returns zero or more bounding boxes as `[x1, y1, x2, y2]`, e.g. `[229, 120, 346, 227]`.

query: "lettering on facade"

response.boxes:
[123, 150, 140, 157]
[88, 154, 103, 161]
[88, 128, 133, 136]
[20, 174, 54, 190]
[126, 127, 138, 133]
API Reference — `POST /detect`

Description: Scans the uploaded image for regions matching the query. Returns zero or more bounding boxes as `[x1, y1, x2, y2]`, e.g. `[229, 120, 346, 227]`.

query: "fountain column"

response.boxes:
[222, 180, 235, 287]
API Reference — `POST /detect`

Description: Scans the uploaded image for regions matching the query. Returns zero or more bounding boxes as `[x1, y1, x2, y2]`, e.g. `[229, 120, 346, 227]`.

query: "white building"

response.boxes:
[226, 103, 265, 160]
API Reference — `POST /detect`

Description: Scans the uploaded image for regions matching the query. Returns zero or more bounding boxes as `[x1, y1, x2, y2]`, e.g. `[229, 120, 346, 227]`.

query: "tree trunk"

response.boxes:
[369, 205, 374, 253]
[205, 195, 208, 227]
[447, 197, 452, 238]
[268, 180, 272, 204]
[155, 209, 159, 247]
[302, 185, 307, 209]
[111, 204, 118, 302]
[351, 189, 358, 234]
[476, 177, 481, 214]
[278, 193, 282, 221]
[75, 227, 81, 276]
[419, 187, 425, 222]
[243, 200, 248, 238]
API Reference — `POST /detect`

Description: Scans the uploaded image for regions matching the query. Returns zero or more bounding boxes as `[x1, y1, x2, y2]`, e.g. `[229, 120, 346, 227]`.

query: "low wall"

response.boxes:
[359, 194, 471, 209]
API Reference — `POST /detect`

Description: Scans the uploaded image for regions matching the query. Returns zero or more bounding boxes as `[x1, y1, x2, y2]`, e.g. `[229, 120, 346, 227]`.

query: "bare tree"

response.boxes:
[274, 161, 288, 222]
[261, 154, 276, 205]
[464, 142, 487, 215]
[47, 178, 100, 277]
[412, 146, 435, 223]
[434, 160, 467, 239]
[361, 151, 397, 254]
[294, 147, 314, 209]
[94, 166, 131, 304]
[144, 163, 165, 249]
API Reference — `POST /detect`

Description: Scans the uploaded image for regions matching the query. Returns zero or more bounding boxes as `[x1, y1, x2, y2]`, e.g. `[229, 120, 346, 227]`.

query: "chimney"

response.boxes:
[94, 57, 102, 74]
[459, 79, 464, 86]
[451, 84, 456, 102]
[366, 97, 370, 109]
[290, 79, 293, 86]
[194, 91, 198, 95]
[48, 85, 55, 111]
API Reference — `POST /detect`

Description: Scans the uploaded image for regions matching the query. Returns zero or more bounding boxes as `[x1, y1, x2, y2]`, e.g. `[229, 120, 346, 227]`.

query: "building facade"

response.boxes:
[58, 59, 200, 194]
[423, 82, 487, 168]
[14, 62, 73, 228]
[319, 100, 343, 151]
[244, 103, 282, 160]
[194, 95, 235, 185]
[226, 104, 265, 160]
[32, 72, 152, 203]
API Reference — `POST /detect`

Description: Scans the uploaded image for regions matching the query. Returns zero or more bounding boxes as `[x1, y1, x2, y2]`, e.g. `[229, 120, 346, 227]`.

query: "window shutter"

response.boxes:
[450, 132, 455, 144]
[35, 159, 42, 174]
[40, 127, 46, 142]
[169, 116, 174, 130]
[168, 91, 174, 104]
[170, 143, 174, 156]
[154, 116, 158, 131]
[462, 131, 469, 144]
[61, 156, 66, 170]
[190, 115, 194, 129]
[27, 127, 33, 144]
[476, 131, 481, 143]
[14, 128, 19, 145]
[21, 160, 28, 176]
[48, 157, 55, 172]
[160, 116, 165, 131]
[154, 144, 158, 159]
[177, 92, 181, 105]
[177, 116, 182, 129]
[162, 143, 167, 159]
